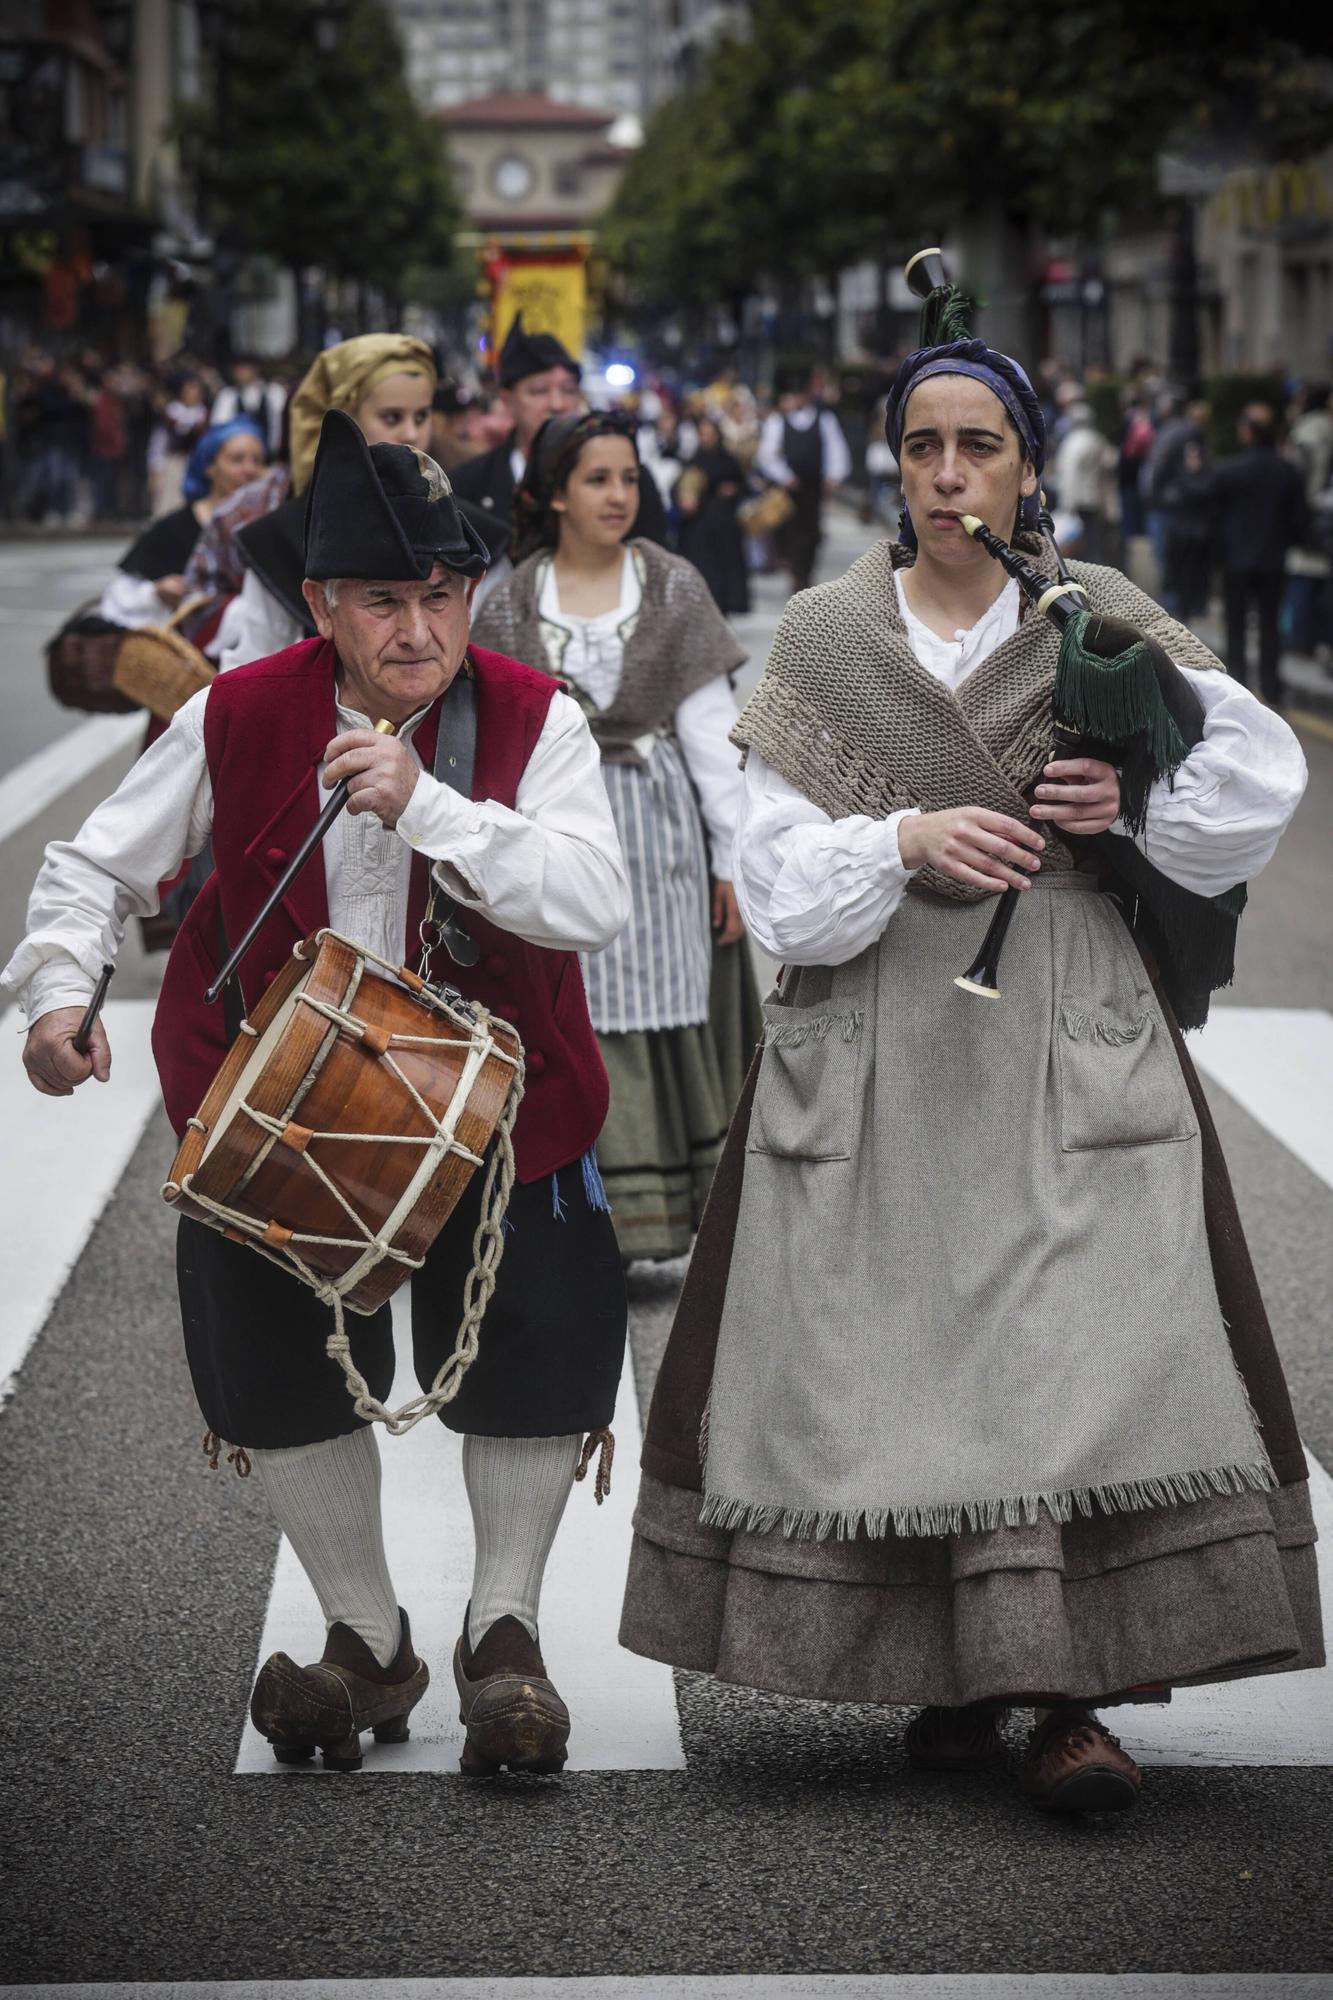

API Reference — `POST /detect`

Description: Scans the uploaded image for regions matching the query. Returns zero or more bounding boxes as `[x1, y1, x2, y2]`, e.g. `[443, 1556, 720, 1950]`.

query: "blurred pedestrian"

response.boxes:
[865, 415, 900, 530]
[210, 354, 287, 454]
[453, 314, 667, 547]
[88, 372, 129, 523]
[1140, 391, 1198, 604]
[1116, 387, 1155, 549]
[755, 365, 852, 593]
[150, 373, 210, 514]
[475, 411, 760, 1263]
[98, 417, 268, 630]
[1212, 403, 1308, 707]
[1160, 415, 1216, 624]
[676, 412, 751, 615]
[428, 382, 489, 472]
[16, 355, 85, 524]
[1050, 398, 1115, 564]
[1283, 384, 1333, 656]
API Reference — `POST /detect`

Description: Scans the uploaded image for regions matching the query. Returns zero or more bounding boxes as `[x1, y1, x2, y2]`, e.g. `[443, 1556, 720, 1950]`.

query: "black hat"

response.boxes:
[304, 408, 490, 581]
[498, 311, 581, 390]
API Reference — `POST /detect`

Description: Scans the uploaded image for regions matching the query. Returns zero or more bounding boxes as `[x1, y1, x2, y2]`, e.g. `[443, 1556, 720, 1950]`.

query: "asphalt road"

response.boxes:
[0, 516, 1330, 1991]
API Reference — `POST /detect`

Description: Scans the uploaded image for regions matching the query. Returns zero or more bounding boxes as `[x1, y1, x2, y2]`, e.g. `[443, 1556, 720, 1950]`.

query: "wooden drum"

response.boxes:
[164, 929, 524, 1316]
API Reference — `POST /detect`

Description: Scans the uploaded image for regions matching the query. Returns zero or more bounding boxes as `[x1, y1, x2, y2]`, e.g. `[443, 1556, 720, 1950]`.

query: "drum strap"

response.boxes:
[421, 667, 480, 970]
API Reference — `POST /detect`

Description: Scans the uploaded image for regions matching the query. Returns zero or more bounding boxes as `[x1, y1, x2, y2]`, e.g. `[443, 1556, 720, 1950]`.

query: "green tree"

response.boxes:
[178, 0, 459, 314]
[601, 0, 1331, 314]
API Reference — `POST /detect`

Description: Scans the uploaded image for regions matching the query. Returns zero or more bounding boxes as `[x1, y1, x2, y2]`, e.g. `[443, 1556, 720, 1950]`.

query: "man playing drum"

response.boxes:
[3, 410, 632, 1776]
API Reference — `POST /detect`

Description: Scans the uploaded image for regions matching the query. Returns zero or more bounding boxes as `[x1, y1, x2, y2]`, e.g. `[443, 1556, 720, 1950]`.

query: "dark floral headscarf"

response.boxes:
[884, 337, 1047, 547]
[512, 410, 640, 562]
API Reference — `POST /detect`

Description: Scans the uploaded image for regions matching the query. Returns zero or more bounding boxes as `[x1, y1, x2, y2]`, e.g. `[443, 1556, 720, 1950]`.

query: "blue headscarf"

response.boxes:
[883, 337, 1046, 546]
[182, 415, 267, 504]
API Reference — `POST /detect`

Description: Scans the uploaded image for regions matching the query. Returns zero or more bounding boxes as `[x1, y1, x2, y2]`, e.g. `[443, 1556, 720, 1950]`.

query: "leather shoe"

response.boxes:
[250, 1607, 428, 1771]
[453, 1609, 570, 1776]
[905, 1703, 1007, 1771]
[1016, 1708, 1142, 1813]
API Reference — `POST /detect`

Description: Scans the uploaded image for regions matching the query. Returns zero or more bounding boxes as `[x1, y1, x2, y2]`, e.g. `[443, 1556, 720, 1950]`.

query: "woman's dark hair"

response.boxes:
[512, 411, 638, 562]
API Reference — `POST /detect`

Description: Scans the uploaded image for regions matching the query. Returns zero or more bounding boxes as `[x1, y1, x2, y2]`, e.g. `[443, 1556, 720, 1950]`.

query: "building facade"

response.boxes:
[391, 0, 650, 118]
[439, 90, 630, 242]
[389, 0, 748, 121]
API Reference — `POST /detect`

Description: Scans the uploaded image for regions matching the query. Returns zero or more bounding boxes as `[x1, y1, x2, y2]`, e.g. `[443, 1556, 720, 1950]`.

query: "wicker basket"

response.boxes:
[46, 603, 141, 714]
[738, 483, 797, 536]
[112, 596, 215, 720]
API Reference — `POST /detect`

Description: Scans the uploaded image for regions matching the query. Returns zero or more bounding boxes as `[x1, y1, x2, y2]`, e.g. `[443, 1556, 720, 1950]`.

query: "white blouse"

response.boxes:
[212, 566, 304, 669]
[98, 571, 172, 630]
[3, 682, 630, 1024]
[538, 552, 742, 877]
[733, 575, 1309, 967]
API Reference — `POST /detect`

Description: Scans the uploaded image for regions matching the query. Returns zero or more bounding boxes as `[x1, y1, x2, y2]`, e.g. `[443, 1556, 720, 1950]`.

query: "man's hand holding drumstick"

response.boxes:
[322, 727, 421, 830]
[23, 1011, 112, 1096]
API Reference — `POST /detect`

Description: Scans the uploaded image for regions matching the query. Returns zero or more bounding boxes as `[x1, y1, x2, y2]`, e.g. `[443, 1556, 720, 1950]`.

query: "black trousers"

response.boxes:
[778, 484, 824, 592]
[1223, 569, 1285, 705]
[177, 1155, 627, 1450]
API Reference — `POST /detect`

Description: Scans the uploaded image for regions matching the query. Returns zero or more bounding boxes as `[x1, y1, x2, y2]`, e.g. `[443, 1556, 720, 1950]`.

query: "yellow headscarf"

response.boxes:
[287, 334, 436, 494]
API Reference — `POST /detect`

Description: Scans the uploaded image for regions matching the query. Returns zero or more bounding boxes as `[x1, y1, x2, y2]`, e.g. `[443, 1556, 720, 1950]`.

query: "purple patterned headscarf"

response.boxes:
[884, 337, 1047, 545]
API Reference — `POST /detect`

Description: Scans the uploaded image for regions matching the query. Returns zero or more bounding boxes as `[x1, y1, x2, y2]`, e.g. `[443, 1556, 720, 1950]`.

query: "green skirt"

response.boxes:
[596, 938, 764, 1263]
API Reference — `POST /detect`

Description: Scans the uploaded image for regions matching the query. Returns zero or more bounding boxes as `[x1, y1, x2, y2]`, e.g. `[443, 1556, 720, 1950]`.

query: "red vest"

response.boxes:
[152, 636, 609, 1182]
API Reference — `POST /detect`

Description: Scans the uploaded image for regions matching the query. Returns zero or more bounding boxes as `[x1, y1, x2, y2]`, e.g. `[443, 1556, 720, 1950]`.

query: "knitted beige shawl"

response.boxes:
[474, 537, 746, 766]
[733, 537, 1224, 903]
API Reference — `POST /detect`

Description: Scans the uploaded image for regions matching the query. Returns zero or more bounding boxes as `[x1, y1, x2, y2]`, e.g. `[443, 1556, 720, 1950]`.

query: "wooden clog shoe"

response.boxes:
[453, 1611, 570, 1776]
[249, 1607, 428, 1772]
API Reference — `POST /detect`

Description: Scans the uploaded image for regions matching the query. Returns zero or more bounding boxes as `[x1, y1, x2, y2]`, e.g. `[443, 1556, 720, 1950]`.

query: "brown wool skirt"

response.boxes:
[618, 1007, 1325, 1709]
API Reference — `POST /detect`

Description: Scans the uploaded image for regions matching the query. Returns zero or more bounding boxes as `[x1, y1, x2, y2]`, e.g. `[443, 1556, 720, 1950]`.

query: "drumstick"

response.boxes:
[205, 718, 396, 1006]
[72, 962, 115, 1055]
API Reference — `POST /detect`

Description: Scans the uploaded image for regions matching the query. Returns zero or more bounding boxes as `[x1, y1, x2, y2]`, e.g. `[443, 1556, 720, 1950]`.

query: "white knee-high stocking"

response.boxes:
[463, 1433, 582, 1649]
[251, 1426, 401, 1668]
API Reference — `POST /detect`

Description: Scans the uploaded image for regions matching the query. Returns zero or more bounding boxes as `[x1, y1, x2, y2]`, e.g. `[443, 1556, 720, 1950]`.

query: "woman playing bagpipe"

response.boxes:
[618, 253, 1321, 1816]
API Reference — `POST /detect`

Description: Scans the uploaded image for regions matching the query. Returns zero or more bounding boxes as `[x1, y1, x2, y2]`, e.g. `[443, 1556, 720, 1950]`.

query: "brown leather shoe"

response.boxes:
[453, 1610, 570, 1776]
[905, 1703, 1007, 1772]
[250, 1608, 429, 1772]
[1017, 1708, 1142, 1814]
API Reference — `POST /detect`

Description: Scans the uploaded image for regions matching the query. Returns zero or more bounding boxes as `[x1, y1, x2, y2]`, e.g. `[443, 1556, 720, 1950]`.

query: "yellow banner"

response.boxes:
[493, 259, 586, 365]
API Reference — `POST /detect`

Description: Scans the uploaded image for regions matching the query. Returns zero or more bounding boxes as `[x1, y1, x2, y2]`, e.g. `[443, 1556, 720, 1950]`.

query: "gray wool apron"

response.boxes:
[700, 874, 1273, 1541]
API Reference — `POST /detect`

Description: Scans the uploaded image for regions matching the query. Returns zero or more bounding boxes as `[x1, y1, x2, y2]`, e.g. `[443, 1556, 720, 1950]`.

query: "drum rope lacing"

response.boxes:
[168, 934, 524, 1436]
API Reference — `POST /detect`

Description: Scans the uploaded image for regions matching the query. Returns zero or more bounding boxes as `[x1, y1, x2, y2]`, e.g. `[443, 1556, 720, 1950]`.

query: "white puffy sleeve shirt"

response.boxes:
[3, 682, 630, 1023]
[733, 576, 1308, 967]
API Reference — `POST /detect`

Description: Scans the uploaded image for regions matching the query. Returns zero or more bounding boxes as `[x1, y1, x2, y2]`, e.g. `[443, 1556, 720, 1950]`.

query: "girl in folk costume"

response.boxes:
[211, 334, 509, 674]
[474, 413, 762, 1262]
[619, 270, 1322, 1814]
[97, 417, 268, 631]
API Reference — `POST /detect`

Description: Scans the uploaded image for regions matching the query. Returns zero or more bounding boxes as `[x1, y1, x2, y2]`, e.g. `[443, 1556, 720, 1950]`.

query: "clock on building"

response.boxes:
[491, 155, 536, 202]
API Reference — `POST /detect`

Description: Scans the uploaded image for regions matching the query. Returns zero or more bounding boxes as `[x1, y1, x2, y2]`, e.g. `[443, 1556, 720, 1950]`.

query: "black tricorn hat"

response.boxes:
[498, 310, 581, 389]
[304, 408, 490, 582]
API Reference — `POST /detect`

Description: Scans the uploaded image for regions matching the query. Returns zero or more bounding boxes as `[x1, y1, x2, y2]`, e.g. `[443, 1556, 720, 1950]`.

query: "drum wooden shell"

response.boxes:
[164, 931, 522, 1313]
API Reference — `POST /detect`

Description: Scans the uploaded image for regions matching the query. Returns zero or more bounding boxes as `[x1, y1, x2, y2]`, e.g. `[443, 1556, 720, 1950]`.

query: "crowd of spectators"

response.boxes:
[1, 349, 296, 527]
[6, 335, 1331, 706]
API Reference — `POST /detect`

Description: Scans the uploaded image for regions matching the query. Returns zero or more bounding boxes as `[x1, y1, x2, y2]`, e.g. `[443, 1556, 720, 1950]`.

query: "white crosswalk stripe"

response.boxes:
[0, 998, 161, 1406]
[0, 712, 144, 845]
[1192, 1007, 1333, 1193]
[4, 1973, 1331, 1997]
[235, 1299, 685, 1775]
